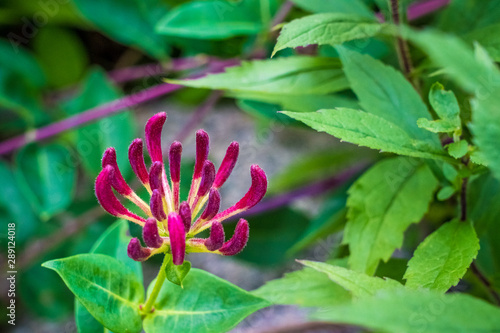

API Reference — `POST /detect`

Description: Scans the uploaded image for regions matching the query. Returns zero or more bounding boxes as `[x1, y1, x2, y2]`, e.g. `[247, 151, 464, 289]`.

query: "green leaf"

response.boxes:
[72, 0, 169, 58]
[336, 47, 441, 147]
[282, 109, 452, 162]
[417, 118, 459, 133]
[313, 288, 500, 333]
[447, 140, 469, 159]
[437, 0, 500, 34]
[76, 220, 143, 333]
[273, 13, 384, 56]
[437, 186, 456, 201]
[0, 160, 37, 244]
[63, 69, 135, 178]
[156, 0, 277, 39]
[0, 39, 45, 88]
[33, 27, 88, 88]
[43, 254, 144, 333]
[169, 57, 349, 95]
[404, 220, 479, 293]
[15, 143, 76, 219]
[292, 0, 374, 17]
[429, 82, 461, 127]
[469, 172, 500, 235]
[299, 260, 403, 297]
[143, 268, 269, 333]
[252, 267, 351, 307]
[165, 255, 191, 287]
[344, 157, 439, 274]
[465, 23, 500, 61]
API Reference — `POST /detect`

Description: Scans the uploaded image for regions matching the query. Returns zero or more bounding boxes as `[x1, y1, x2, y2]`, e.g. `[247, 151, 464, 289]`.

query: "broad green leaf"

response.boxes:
[15, 143, 76, 219]
[43, 254, 144, 333]
[165, 255, 191, 287]
[252, 267, 351, 307]
[282, 109, 452, 162]
[273, 13, 384, 56]
[33, 27, 88, 88]
[72, 0, 169, 58]
[143, 268, 269, 333]
[344, 157, 439, 275]
[337, 47, 441, 147]
[465, 23, 500, 61]
[429, 82, 461, 126]
[76, 220, 143, 333]
[292, 0, 374, 17]
[469, 172, 500, 235]
[437, 0, 500, 34]
[447, 140, 469, 159]
[313, 289, 500, 333]
[0, 160, 37, 244]
[63, 69, 135, 178]
[169, 57, 349, 95]
[404, 220, 479, 292]
[299, 260, 403, 298]
[417, 118, 459, 133]
[156, 0, 278, 39]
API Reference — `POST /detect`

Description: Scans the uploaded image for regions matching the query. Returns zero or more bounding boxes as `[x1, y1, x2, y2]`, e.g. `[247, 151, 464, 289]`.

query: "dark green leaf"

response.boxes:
[43, 254, 144, 333]
[15, 143, 76, 219]
[465, 23, 500, 61]
[273, 13, 384, 56]
[169, 57, 349, 95]
[344, 157, 438, 274]
[292, 0, 374, 17]
[143, 268, 269, 333]
[72, 0, 169, 58]
[468, 172, 500, 235]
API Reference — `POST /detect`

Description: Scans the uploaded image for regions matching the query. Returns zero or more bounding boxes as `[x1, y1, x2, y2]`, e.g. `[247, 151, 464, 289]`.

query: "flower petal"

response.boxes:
[197, 160, 215, 198]
[218, 219, 249, 256]
[204, 221, 225, 251]
[200, 188, 220, 221]
[102, 147, 132, 196]
[150, 189, 166, 221]
[179, 201, 192, 233]
[145, 112, 166, 163]
[213, 141, 239, 189]
[168, 212, 186, 265]
[128, 138, 149, 185]
[143, 218, 163, 248]
[169, 141, 182, 183]
[127, 238, 151, 261]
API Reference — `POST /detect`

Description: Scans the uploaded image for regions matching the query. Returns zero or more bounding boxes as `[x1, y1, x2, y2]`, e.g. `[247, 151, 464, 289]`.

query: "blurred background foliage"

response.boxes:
[0, 0, 499, 331]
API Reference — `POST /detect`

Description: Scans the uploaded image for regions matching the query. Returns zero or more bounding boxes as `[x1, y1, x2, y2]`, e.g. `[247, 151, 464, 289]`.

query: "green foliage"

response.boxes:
[447, 140, 469, 159]
[169, 57, 349, 95]
[313, 289, 500, 333]
[404, 220, 479, 292]
[465, 23, 500, 61]
[273, 13, 384, 56]
[156, 0, 278, 39]
[291, 0, 374, 17]
[43, 254, 144, 333]
[143, 269, 269, 333]
[164, 255, 191, 287]
[344, 157, 438, 274]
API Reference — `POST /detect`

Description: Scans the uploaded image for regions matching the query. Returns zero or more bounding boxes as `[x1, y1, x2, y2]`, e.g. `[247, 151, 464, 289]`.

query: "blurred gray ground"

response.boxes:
[12, 99, 357, 333]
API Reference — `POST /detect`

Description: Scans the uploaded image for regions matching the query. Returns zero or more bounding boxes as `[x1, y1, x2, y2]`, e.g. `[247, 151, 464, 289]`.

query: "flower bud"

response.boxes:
[169, 141, 182, 183]
[219, 219, 249, 256]
[197, 160, 215, 198]
[145, 112, 166, 163]
[128, 139, 149, 185]
[213, 141, 239, 189]
[193, 130, 209, 179]
[150, 189, 166, 221]
[179, 201, 192, 233]
[204, 221, 225, 251]
[149, 161, 165, 196]
[143, 218, 163, 248]
[200, 189, 220, 221]
[102, 147, 132, 196]
[127, 238, 151, 261]
[168, 212, 186, 265]
[95, 166, 145, 224]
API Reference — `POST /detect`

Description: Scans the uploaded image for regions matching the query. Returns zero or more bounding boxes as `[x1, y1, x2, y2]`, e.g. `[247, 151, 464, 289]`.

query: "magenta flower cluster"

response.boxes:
[95, 112, 267, 265]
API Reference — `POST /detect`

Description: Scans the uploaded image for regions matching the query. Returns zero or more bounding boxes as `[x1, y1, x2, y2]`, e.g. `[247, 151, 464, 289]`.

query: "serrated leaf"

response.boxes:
[312, 289, 500, 333]
[417, 118, 459, 133]
[156, 0, 277, 39]
[429, 82, 461, 127]
[299, 260, 403, 298]
[447, 140, 469, 159]
[273, 13, 384, 56]
[282, 109, 452, 162]
[169, 57, 349, 95]
[344, 157, 439, 275]
[43, 254, 144, 333]
[404, 220, 479, 292]
[165, 255, 191, 287]
[336, 47, 441, 147]
[72, 0, 169, 58]
[292, 0, 374, 17]
[252, 267, 351, 307]
[143, 268, 269, 333]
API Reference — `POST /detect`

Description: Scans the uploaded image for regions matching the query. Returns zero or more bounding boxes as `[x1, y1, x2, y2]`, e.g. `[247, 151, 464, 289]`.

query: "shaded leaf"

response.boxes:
[165, 255, 191, 287]
[292, 0, 374, 17]
[465, 23, 500, 61]
[429, 82, 461, 128]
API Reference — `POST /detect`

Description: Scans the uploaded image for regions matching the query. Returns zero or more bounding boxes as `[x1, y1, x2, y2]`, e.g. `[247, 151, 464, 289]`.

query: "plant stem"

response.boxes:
[142, 254, 170, 314]
[460, 177, 468, 221]
[470, 262, 500, 306]
[270, 0, 294, 28]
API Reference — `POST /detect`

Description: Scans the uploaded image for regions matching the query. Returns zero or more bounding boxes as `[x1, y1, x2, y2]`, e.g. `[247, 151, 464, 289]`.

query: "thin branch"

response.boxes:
[460, 177, 468, 221]
[470, 262, 500, 306]
[270, 0, 294, 28]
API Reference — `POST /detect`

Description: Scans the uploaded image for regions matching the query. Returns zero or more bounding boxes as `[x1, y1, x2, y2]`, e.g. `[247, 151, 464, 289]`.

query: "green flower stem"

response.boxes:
[142, 254, 169, 314]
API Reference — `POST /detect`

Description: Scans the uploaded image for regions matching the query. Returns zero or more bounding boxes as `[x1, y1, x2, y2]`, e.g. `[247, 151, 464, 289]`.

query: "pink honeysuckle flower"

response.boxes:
[95, 112, 267, 265]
